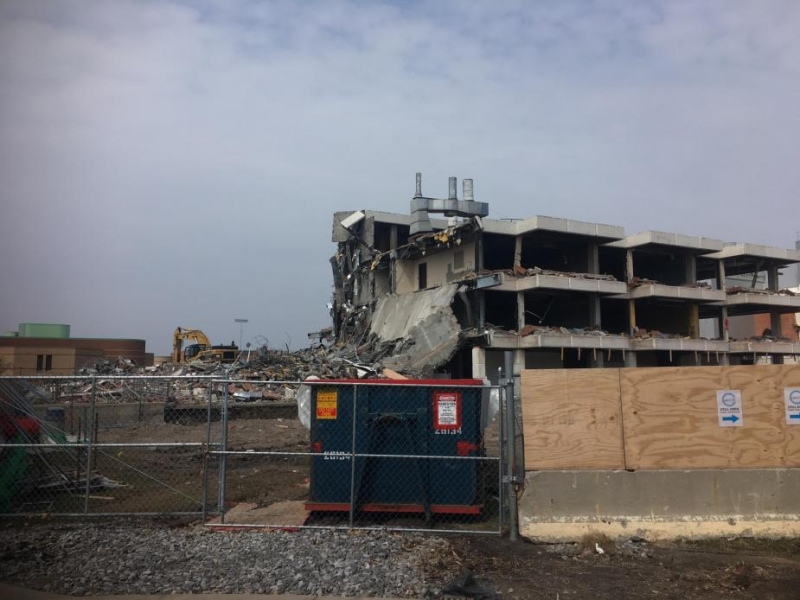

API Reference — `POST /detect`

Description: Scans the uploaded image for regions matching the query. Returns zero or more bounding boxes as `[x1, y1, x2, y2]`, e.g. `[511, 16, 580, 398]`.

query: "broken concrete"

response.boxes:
[371, 284, 461, 374]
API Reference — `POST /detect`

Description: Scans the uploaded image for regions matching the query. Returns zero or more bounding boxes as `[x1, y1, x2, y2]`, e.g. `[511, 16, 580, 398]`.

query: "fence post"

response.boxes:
[201, 382, 213, 522]
[504, 351, 519, 541]
[218, 377, 229, 523]
[348, 384, 358, 527]
[84, 376, 96, 515]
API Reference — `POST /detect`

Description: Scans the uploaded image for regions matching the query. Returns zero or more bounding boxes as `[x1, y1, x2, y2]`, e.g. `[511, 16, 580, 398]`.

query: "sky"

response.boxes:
[1, 0, 800, 355]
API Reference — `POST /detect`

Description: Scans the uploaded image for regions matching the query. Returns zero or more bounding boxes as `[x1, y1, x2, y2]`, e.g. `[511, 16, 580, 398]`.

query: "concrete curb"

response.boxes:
[0, 583, 408, 600]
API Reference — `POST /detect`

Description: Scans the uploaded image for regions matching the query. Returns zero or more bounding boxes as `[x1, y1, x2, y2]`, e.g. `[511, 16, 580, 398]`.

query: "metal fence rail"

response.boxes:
[0, 375, 509, 535]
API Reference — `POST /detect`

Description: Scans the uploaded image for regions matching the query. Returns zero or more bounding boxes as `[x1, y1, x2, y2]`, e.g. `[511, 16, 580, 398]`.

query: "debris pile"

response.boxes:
[734, 331, 796, 344]
[35, 342, 411, 407]
[517, 324, 626, 338]
[77, 356, 141, 376]
[509, 266, 618, 281]
[629, 277, 712, 289]
[727, 286, 797, 296]
[632, 328, 693, 340]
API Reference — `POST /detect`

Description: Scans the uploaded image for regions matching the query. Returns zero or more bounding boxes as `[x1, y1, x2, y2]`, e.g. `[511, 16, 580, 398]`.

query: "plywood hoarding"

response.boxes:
[521, 369, 625, 469]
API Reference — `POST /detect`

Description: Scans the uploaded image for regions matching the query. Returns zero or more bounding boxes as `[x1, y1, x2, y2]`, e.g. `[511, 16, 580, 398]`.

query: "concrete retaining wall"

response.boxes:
[519, 469, 800, 541]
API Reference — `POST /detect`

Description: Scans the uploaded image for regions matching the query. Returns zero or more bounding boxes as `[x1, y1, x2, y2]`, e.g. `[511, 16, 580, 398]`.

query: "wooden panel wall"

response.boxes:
[521, 365, 800, 470]
[521, 369, 625, 469]
[620, 365, 800, 469]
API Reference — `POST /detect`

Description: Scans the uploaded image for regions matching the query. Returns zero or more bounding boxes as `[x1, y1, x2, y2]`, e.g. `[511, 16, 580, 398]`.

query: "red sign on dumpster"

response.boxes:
[316, 388, 338, 420]
[433, 391, 462, 431]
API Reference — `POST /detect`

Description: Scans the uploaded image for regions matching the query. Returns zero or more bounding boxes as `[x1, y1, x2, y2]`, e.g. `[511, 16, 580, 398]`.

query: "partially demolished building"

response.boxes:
[331, 175, 800, 381]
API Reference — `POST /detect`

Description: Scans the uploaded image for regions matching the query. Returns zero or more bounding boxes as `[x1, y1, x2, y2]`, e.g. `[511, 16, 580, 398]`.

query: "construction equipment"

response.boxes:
[172, 327, 238, 363]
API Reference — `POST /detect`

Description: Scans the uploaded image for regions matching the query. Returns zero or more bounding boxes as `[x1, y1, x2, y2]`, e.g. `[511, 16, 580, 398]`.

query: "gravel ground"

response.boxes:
[0, 522, 456, 597]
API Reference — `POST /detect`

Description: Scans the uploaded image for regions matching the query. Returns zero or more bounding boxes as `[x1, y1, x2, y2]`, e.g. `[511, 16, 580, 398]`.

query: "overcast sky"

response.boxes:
[1, 0, 799, 355]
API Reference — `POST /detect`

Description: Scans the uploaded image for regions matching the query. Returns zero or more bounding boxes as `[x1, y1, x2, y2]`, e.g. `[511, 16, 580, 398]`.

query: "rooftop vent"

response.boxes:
[410, 173, 489, 236]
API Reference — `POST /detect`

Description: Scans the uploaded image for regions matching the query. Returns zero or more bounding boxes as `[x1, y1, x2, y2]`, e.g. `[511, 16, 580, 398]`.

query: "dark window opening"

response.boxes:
[482, 233, 516, 270]
[520, 237, 590, 273]
[599, 247, 627, 281]
[45, 354, 52, 371]
[36, 354, 43, 371]
[632, 250, 690, 286]
[418, 262, 427, 289]
[454, 250, 464, 270]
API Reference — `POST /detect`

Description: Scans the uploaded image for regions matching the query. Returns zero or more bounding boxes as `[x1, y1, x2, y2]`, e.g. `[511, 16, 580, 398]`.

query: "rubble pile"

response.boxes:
[734, 332, 796, 343]
[509, 265, 618, 281]
[632, 327, 693, 340]
[77, 356, 141, 376]
[727, 286, 797, 296]
[516, 324, 626, 338]
[47, 341, 407, 406]
[629, 277, 712, 289]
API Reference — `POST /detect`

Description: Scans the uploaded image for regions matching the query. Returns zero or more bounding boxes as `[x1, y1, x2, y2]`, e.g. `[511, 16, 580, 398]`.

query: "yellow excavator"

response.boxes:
[172, 327, 239, 363]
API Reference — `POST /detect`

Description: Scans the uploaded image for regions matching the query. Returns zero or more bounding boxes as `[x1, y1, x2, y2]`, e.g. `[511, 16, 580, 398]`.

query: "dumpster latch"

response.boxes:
[456, 440, 479, 456]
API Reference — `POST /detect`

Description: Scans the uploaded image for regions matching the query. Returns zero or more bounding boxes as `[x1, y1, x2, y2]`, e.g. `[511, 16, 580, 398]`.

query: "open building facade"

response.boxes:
[331, 174, 800, 382]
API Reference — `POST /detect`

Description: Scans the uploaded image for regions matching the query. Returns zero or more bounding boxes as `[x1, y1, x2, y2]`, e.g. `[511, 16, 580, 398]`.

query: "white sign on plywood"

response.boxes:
[716, 390, 743, 427]
[785, 388, 800, 425]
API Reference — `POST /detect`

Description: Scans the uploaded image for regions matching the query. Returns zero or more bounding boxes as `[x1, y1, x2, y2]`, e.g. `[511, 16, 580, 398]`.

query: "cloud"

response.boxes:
[1, 0, 799, 351]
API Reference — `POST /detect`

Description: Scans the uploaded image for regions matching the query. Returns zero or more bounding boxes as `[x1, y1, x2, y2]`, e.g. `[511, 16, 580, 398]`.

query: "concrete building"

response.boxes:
[331, 175, 800, 380]
[0, 323, 153, 375]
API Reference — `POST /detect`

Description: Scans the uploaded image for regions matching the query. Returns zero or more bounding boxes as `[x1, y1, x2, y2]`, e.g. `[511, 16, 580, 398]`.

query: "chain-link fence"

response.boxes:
[1, 376, 508, 535]
[0, 376, 222, 517]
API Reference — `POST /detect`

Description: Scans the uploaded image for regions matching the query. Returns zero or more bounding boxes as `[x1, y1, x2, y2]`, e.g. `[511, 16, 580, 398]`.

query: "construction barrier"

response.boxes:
[521, 364, 800, 470]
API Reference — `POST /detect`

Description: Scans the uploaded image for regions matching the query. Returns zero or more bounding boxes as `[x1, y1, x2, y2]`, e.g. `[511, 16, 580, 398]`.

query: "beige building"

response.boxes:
[0, 323, 153, 375]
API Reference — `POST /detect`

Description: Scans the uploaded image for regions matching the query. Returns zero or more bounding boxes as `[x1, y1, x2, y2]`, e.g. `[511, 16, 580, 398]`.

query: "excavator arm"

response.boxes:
[172, 327, 213, 362]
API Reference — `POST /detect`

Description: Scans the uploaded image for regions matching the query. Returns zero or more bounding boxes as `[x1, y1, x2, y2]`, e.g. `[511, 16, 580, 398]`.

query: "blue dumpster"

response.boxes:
[306, 379, 487, 517]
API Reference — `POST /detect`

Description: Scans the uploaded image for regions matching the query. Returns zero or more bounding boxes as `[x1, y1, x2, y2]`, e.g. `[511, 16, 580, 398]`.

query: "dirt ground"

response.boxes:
[433, 535, 800, 600]
[15, 416, 800, 598]
[90, 418, 312, 513]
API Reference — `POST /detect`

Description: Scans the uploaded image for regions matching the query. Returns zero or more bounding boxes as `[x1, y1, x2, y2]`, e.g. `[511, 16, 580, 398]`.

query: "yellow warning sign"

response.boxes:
[316, 389, 338, 420]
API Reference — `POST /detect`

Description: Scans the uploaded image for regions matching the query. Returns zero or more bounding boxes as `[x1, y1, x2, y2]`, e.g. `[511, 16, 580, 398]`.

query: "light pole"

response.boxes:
[234, 318, 248, 349]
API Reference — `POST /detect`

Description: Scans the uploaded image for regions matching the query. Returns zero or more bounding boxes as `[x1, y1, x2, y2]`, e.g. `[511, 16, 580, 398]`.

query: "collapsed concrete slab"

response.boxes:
[370, 284, 461, 375]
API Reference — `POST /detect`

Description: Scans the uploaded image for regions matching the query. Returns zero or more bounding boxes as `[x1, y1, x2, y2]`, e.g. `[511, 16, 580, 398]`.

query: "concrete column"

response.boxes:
[517, 291, 525, 332]
[767, 265, 783, 336]
[514, 236, 522, 269]
[589, 294, 604, 367]
[587, 241, 600, 275]
[471, 346, 486, 379]
[767, 265, 784, 364]
[624, 350, 637, 367]
[688, 304, 699, 338]
[718, 261, 729, 342]
[685, 253, 697, 285]
[626, 249, 635, 283]
[767, 265, 779, 291]
[628, 299, 637, 336]
[589, 240, 604, 367]
[627, 247, 637, 336]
